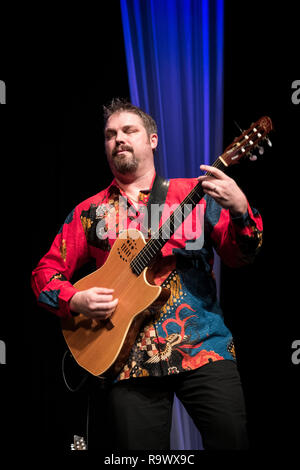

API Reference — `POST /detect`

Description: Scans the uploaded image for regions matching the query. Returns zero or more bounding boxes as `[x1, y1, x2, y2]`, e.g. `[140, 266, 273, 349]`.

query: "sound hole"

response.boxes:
[117, 238, 137, 262]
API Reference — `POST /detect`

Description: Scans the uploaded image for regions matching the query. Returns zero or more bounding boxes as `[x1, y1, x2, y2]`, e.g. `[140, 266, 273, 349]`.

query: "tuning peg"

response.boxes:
[257, 145, 264, 155]
[233, 120, 243, 133]
[248, 153, 258, 161]
[265, 138, 272, 147]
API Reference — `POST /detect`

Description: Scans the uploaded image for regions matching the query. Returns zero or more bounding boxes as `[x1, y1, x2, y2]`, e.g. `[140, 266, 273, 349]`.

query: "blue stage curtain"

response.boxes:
[120, 0, 224, 450]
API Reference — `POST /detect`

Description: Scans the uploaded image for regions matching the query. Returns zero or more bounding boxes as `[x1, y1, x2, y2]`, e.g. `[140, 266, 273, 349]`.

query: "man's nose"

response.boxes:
[115, 130, 126, 144]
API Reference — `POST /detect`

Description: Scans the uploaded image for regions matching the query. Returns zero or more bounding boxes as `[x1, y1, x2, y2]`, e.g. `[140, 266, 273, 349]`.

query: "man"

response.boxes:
[31, 99, 263, 450]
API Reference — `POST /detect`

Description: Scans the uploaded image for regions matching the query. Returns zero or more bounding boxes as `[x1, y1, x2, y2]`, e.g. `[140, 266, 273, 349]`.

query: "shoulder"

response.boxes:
[168, 177, 199, 191]
[74, 182, 115, 213]
[166, 177, 199, 201]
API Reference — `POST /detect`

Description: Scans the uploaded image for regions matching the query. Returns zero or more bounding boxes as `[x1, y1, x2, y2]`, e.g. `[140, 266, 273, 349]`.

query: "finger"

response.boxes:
[93, 298, 119, 311]
[94, 311, 114, 321]
[201, 180, 219, 193]
[197, 174, 214, 182]
[105, 306, 118, 316]
[93, 294, 114, 302]
[96, 309, 115, 320]
[93, 299, 119, 319]
[199, 164, 227, 179]
[91, 287, 115, 294]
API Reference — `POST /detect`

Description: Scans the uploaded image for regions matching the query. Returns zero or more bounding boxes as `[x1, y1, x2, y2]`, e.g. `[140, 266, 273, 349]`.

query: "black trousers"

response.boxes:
[104, 360, 249, 450]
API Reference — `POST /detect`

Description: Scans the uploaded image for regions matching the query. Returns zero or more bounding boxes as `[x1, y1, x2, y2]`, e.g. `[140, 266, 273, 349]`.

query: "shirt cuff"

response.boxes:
[58, 285, 79, 318]
[230, 209, 250, 228]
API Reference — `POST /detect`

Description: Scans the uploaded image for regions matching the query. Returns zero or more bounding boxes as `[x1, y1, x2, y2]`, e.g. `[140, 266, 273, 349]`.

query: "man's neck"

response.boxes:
[115, 167, 156, 196]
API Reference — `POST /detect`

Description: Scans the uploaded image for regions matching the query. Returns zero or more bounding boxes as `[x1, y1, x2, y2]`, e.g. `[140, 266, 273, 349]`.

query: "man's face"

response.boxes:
[104, 111, 158, 176]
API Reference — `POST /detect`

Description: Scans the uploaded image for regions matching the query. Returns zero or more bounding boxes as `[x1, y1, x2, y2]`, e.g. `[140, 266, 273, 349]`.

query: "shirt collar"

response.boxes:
[107, 172, 157, 205]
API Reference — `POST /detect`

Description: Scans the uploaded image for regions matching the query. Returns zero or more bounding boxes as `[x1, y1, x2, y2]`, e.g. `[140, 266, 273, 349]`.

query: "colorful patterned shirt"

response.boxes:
[31, 176, 263, 380]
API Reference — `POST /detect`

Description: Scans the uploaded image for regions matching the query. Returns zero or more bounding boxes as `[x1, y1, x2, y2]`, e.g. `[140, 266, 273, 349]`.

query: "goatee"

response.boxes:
[113, 154, 139, 174]
[111, 146, 138, 174]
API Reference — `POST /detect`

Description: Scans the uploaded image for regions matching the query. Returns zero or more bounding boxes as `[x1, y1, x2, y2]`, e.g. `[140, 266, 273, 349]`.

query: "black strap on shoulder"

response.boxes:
[143, 174, 169, 237]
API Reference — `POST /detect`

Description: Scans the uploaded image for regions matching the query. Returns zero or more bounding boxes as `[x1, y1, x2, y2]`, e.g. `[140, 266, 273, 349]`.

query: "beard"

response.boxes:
[110, 145, 139, 174]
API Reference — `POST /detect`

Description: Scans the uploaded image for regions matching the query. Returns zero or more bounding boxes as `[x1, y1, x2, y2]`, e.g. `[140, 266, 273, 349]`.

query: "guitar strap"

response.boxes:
[143, 173, 169, 237]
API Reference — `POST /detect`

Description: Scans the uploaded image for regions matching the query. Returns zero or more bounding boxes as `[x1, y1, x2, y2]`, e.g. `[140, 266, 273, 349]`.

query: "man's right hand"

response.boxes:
[69, 287, 118, 320]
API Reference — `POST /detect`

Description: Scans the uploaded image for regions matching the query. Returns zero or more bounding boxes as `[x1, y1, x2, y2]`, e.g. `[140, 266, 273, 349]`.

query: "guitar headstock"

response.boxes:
[221, 116, 273, 166]
[70, 435, 87, 451]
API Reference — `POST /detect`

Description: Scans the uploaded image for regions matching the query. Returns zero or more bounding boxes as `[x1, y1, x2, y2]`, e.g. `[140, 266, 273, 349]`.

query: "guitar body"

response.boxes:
[61, 229, 169, 377]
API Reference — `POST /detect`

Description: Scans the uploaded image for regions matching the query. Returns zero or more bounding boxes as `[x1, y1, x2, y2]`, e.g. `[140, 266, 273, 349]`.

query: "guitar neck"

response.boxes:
[130, 157, 227, 275]
[130, 115, 273, 276]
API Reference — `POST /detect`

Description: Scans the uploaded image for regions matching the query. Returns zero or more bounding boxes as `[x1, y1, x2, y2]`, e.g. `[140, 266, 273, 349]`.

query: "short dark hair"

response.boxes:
[103, 98, 158, 136]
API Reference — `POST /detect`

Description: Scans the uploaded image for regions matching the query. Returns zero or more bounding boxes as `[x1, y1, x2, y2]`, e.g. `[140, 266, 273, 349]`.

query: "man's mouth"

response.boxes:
[112, 146, 133, 157]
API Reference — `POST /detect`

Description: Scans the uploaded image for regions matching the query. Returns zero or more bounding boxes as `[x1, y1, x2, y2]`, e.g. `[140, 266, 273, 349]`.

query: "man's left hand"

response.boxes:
[198, 165, 248, 217]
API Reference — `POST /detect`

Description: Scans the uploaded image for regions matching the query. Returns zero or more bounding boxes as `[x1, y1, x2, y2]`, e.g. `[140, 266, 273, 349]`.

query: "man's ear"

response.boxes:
[150, 133, 158, 151]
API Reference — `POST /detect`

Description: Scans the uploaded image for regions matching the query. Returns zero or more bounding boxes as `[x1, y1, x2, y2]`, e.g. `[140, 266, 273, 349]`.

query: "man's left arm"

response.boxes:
[199, 165, 263, 267]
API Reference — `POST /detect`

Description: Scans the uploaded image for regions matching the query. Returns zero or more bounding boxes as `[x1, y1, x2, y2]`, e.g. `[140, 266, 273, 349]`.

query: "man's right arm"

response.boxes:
[31, 205, 118, 320]
[31, 206, 90, 318]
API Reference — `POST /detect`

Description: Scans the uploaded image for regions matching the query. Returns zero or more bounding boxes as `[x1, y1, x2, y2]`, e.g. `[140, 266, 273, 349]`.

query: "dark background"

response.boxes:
[0, 0, 299, 455]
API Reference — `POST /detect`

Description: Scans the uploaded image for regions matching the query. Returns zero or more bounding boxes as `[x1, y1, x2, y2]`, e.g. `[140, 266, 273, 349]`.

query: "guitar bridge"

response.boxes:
[103, 318, 114, 330]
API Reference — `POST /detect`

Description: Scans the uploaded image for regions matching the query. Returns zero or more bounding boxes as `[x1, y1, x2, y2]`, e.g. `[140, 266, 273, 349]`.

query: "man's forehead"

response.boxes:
[105, 111, 144, 129]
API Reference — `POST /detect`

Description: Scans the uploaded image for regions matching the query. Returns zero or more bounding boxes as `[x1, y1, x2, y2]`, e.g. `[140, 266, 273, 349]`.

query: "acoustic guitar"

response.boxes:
[61, 116, 273, 378]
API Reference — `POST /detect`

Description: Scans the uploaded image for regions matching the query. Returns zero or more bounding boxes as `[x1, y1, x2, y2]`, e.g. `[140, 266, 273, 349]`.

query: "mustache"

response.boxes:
[112, 145, 134, 157]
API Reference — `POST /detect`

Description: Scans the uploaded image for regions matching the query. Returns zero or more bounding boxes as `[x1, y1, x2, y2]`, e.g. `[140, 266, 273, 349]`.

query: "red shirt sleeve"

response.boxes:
[207, 198, 263, 267]
[31, 205, 90, 318]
